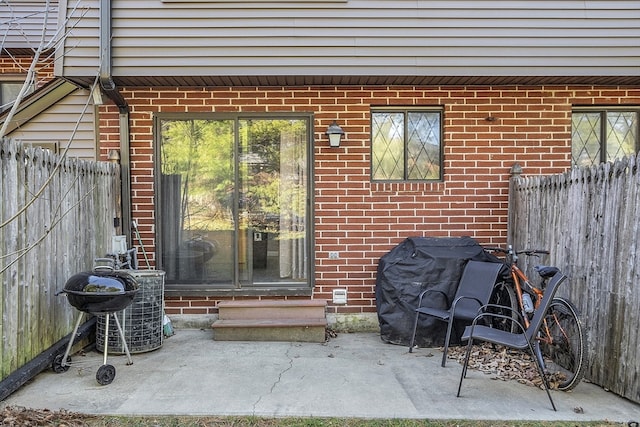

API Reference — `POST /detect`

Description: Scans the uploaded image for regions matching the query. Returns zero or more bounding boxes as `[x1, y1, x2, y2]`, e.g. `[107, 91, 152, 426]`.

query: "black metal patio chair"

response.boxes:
[456, 270, 568, 411]
[408, 260, 504, 367]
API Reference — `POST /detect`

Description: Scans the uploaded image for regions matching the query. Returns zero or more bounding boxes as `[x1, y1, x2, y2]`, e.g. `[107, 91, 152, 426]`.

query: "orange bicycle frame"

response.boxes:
[509, 264, 544, 329]
[510, 264, 559, 346]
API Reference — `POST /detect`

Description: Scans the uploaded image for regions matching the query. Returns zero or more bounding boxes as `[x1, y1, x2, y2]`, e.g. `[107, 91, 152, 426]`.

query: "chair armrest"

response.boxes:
[448, 295, 484, 316]
[479, 303, 523, 319]
[452, 295, 483, 308]
[417, 288, 450, 308]
[469, 310, 527, 335]
[461, 312, 529, 344]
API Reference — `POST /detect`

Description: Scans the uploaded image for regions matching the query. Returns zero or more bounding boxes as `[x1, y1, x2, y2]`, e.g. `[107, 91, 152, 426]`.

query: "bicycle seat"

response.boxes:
[535, 265, 560, 278]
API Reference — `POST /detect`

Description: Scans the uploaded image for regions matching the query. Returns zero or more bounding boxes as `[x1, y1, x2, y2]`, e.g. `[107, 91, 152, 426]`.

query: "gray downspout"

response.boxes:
[100, 0, 132, 247]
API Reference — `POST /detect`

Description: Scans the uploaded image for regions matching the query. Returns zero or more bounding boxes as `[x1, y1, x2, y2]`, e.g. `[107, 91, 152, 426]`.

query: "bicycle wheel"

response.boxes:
[537, 297, 587, 391]
[488, 280, 518, 332]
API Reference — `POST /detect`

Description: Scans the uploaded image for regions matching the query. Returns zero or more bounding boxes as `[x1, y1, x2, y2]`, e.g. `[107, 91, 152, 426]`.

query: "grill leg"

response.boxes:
[103, 314, 110, 366]
[111, 313, 133, 365]
[61, 312, 84, 367]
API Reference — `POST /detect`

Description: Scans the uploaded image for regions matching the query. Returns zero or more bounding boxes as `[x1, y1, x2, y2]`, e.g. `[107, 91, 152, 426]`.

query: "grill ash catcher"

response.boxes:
[54, 267, 139, 385]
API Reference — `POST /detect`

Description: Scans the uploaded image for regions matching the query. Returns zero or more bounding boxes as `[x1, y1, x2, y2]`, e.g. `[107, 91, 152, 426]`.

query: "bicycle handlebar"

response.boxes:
[484, 247, 549, 256]
[525, 249, 550, 255]
[483, 246, 508, 254]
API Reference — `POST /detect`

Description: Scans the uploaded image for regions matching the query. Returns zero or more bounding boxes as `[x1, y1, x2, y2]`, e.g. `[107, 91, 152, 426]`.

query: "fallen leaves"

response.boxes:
[446, 343, 568, 390]
[0, 406, 94, 426]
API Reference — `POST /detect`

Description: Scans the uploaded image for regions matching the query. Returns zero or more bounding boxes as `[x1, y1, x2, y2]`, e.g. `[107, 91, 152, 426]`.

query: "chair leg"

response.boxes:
[527, 342, 557, 411]
[441, 317, 454, 367]
[408, 311, 420, 353]
[456, 337, 474, 397]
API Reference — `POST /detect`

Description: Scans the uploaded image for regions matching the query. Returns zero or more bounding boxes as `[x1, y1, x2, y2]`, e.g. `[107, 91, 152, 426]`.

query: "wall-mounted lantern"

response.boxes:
[325, 121, 345, 148]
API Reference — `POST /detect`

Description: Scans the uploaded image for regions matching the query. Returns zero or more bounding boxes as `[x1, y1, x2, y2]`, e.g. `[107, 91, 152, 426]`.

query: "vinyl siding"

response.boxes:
[6, 89, 97, 160]
[56, 0, 100, 77]
[0, 1, 60, 52]
[60, 0, 640, 84]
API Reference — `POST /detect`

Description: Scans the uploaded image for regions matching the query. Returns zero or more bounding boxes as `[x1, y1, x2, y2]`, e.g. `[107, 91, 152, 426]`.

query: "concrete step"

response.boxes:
[216, 299, 327, 320]
[211, 299, 328, 343]
[211, 318, 327, 342]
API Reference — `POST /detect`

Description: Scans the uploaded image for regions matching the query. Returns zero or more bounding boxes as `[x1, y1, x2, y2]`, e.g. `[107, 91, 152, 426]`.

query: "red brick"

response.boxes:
[96, 84, 635, 315]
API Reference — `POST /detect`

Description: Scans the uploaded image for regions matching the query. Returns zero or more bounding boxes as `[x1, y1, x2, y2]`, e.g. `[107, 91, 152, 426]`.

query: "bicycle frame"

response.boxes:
[507, 259, 574, 368]
[509, 264, 544, 329]
[491, 246, 554, 344]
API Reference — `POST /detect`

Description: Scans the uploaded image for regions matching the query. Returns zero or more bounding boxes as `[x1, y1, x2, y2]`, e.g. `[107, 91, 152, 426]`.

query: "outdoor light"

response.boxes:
[325, 121, 345, 147]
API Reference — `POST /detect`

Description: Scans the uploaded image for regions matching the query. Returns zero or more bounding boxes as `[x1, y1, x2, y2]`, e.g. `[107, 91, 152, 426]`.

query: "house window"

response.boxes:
[1, 81, 24, 111]
[572, 109, 639, 167]
[155, 114, 313, 292]
[371, 108, 443, 181]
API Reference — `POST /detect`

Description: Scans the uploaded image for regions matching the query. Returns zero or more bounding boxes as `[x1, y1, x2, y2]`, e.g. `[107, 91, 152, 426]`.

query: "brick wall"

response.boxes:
[0, 56, 55, 88]
[97, 85, 640, 317]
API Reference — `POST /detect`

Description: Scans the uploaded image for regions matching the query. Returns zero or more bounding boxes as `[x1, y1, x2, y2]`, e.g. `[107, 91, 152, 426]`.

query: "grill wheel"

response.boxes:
[96, 364, 116, 385]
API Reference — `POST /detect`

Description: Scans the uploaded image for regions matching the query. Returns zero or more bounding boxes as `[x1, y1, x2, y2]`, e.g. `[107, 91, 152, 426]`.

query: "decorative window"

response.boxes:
[572, 109, 639, 167]
[371, 108, 443, 181]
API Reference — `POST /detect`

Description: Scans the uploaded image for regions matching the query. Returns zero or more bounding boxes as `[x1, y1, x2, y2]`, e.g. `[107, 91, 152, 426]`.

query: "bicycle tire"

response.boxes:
[488, 281, 519, 332]
[537, 297, 587, 391]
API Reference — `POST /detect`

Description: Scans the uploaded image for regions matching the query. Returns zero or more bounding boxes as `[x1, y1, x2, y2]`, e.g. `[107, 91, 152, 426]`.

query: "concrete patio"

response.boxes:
[1, 330, 638, 423]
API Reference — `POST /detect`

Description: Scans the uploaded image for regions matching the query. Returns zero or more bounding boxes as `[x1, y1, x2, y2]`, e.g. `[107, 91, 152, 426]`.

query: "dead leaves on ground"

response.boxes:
[0, 406, 93, 426]
[446, 343, 568, 390]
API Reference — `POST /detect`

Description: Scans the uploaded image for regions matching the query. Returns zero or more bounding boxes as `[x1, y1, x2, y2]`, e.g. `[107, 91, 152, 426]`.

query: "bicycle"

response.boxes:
[485, 245, 587, 391]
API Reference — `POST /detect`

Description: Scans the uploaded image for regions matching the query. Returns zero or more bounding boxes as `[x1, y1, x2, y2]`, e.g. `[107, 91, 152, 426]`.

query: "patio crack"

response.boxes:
[252, 343, 295, 414]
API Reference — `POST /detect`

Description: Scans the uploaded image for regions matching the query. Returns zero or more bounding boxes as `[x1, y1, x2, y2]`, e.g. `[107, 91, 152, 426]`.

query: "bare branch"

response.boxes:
[0, 0, 51, 137]
[0, 73, 100, 229]
[0, 182, 98, 276]
[0, 0, 91, 137]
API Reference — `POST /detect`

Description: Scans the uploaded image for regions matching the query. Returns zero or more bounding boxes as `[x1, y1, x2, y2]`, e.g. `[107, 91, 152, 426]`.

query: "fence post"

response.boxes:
[507, 162, 522, 246]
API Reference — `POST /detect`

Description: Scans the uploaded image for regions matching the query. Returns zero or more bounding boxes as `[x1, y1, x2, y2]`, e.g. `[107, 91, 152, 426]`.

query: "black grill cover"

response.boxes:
[375, 236, 501, 347]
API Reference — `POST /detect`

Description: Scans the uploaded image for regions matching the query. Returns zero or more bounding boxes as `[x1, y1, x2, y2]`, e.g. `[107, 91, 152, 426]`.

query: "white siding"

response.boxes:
[6, 88, 97, 160]
[56, 0, 100, 77]
[61, 0, 640, 84]
[0, 1, 60, 51]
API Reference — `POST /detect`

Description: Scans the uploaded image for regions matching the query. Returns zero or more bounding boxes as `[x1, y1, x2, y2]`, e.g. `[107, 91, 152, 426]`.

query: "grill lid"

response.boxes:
[61, 270, 139, 314]
[64, 271, 137, 295]
[81, 275, 125, 294]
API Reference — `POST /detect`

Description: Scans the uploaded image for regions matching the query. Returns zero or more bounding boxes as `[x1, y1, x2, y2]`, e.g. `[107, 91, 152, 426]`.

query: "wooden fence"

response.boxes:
[508, 153, 640, 403]
[0, 139, 121, 382]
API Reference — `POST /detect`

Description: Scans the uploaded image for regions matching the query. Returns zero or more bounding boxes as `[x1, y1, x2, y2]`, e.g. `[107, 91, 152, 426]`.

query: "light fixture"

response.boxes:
[325, 121, 345, 148]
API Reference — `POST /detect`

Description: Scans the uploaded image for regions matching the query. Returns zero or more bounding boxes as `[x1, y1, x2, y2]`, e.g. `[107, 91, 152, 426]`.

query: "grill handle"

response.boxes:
[94, 257, 116, 272]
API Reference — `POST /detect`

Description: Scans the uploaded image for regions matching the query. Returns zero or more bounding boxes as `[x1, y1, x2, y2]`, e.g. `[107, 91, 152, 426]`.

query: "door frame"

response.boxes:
[153, 112, 316, 297]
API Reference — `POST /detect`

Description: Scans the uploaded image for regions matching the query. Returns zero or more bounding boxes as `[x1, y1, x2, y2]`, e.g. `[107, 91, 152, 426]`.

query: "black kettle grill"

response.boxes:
[54, 268, 139, 385]
[63, 270, 139, 314]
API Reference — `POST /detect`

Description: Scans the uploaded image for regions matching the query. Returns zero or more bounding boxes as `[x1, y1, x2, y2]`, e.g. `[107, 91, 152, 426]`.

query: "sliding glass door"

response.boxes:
[156, 115, 312, 290]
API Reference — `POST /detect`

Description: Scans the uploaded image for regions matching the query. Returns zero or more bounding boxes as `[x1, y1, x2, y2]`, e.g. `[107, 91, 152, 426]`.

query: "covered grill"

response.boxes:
[54, 269, 139, 385]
